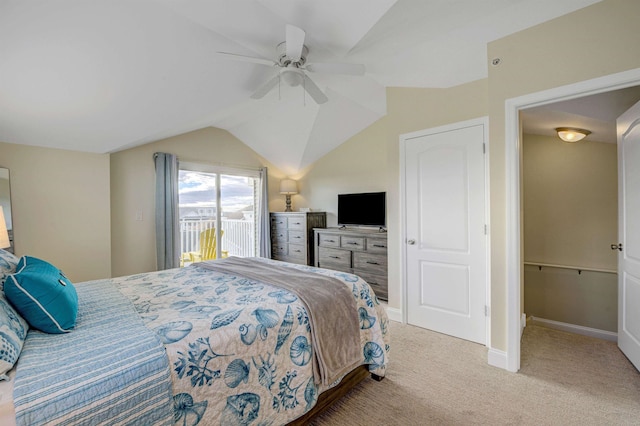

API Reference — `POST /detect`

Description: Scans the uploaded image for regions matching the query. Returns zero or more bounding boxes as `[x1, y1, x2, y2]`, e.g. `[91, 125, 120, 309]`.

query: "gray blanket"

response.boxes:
[195, 257, 362, 386]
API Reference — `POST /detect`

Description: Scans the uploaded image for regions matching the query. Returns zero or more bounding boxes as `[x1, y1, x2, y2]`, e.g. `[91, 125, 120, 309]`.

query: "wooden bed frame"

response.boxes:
[288, 366, 383, 425]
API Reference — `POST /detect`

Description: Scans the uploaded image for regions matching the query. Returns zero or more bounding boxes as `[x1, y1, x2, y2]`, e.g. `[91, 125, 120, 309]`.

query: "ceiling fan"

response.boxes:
[217, 24, 365, 104]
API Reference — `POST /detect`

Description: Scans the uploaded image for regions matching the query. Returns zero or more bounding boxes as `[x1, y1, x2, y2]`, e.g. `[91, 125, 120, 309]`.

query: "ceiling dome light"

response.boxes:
[280, 68, 304, 87]
[555, 127, 591, 143]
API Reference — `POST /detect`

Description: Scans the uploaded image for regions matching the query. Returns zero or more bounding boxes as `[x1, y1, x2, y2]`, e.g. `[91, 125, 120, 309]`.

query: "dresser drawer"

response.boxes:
[271, 216, 287, 228]
[353, 252, 387, 276]
[271, 229, 287, 242]
[286, 215, 306, 230]
[318, 247, 351, 269]
[288, 230, 305, 243]
[341, 236, 365, 251]
[287, 244, 306, 260]
[318, 233, 340, 248]
[355, 271, 388, 300]
[272, 244, 287, 259]
[366, 238, 388, 254]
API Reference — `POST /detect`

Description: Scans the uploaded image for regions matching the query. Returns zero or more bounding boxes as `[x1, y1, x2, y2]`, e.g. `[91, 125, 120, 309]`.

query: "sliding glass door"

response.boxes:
[178, 165, 260, 265]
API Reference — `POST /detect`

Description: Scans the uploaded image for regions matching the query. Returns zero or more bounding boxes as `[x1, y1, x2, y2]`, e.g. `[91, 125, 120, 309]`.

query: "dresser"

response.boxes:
[270, 212, 326, 266]
[314, 228, 388, 300]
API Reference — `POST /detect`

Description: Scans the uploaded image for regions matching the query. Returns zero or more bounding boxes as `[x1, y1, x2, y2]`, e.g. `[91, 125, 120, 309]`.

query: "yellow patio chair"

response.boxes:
[189, 228, 228, 262]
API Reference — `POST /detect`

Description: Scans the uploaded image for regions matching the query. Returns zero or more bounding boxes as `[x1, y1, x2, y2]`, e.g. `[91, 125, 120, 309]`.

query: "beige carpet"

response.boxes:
[309, 322, 640, 425]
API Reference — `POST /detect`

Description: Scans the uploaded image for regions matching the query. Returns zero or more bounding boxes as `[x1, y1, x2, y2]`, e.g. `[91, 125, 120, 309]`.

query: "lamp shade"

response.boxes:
[556, 127, 591, 143]
[0, 207, 9, 249]
[280, 179, 298, 195]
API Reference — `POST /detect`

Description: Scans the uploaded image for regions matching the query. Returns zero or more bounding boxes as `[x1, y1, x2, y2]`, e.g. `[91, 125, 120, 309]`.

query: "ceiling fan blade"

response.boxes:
[216, 52, 277, 67]
[250, 75, 280, 99]
[285, 24, 305, 61]
[303, 75, 328, 104]
[305, 62, 366, 76]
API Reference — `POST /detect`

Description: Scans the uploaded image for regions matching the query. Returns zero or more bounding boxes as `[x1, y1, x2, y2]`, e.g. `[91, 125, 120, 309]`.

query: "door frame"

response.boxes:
[504, 67, 640, 372]
[400, 116, 491, 346]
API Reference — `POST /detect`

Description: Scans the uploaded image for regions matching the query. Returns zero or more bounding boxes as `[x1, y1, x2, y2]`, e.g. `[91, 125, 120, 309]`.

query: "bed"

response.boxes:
[0, 252, 389, 425]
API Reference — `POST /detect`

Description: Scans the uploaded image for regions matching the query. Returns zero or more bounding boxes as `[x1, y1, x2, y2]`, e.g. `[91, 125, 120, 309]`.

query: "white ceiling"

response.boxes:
[522, 85, 640, 143]
[0, 0, 601, 175]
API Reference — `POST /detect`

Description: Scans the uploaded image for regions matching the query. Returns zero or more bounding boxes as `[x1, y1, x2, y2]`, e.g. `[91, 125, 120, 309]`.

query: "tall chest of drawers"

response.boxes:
[313, 228, 388, 300]
[270, 212, 326, 266]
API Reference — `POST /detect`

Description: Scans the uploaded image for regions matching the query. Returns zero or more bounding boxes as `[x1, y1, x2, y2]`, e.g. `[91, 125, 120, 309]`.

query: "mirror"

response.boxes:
[0, 168, 13, 253]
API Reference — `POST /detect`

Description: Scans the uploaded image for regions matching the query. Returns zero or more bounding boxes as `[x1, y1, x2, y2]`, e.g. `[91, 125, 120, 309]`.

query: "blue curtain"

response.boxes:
[154, 153, 180, 270]
[258, 167, 271, 258]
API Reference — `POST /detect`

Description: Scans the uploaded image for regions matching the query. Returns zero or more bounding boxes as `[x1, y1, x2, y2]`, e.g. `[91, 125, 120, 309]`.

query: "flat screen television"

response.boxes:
[337, 192, 386, 227]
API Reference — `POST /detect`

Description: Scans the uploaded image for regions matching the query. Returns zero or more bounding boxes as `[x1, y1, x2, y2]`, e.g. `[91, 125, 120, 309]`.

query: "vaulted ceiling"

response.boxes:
[0, 0, 601, 175]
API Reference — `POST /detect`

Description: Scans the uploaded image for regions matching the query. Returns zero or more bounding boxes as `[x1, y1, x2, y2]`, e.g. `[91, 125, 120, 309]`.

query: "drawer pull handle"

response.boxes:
[293, 222, 301, 225]
[326, 239, 336, 243]
[329, 256, 340, 259]
[372, 244, 386, 248]
[347, 242, 360, 245]
[294, 236, 301, 239]
[294, 250, 301, 253]
[366, 261, 379, 265]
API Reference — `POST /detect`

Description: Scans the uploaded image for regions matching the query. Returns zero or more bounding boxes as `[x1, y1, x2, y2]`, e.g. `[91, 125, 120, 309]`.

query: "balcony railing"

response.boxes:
[180, 217, 256, 259]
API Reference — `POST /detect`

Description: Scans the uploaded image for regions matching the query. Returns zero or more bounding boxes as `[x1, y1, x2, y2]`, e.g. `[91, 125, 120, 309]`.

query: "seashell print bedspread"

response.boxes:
[114, 257, 390, 425]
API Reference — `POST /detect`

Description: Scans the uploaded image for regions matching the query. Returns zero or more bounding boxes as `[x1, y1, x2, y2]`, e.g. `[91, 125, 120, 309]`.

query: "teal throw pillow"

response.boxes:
[5, 256, 78, 334]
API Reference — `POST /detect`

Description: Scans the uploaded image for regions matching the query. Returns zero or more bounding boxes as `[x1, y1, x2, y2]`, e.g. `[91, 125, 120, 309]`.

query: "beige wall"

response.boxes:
[522, 134, 618, 331]
[524, 266, 617, 332]
[296, 117, 389, 226]
[0, 141, 111, 282]
[110, 127, 285, 277]
[487, 0, 640, 350]
[523, 134, 618, 270]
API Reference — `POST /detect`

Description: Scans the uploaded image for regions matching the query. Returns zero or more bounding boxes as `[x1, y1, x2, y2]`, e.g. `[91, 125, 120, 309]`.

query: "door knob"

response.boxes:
[407, 239, 416, 245]
[611, 243, 623, 251]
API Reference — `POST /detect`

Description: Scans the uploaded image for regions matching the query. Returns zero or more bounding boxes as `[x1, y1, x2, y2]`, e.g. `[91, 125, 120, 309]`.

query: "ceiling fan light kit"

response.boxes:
[280, 67, 304, 87]
[217, 24, 365, 105]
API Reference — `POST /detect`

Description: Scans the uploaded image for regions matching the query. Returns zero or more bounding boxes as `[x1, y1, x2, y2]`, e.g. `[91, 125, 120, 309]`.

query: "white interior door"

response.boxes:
[404, 119, 488, 344]
[617, 100, 640, 369]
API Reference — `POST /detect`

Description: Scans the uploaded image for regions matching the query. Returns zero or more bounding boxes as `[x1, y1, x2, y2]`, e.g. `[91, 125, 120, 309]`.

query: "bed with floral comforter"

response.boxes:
[8, 256, 388, 425]
[112, 256, 390, 425]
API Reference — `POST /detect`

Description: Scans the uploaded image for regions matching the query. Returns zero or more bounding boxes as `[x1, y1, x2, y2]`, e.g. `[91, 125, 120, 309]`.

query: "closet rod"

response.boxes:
[524, 262, 617, 275]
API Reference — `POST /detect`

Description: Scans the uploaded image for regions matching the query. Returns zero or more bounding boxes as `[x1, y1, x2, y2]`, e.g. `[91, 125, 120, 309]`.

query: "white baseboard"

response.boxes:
[386, 306, 402, 323]
[487, 347, 508, 370]
[521, 313, 526, 337]
[530, 316, 617, 342]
